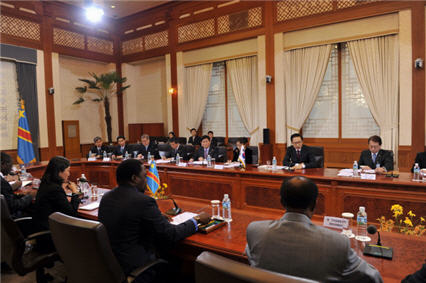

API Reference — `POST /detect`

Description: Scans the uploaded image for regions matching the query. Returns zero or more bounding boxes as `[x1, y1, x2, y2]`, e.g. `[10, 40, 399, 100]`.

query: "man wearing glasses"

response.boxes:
[282, 133, 317, 169]
[358, 135, 393, 174]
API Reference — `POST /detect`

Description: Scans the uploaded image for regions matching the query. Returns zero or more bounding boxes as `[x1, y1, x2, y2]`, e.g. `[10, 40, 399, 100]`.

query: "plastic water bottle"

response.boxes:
[88, 150, 92, 157]
[176, 153, 180, 164]
[207, 155, 212, 167]
[353, 161, 359, 177]
[413, 163, 421, 181]
[222, 194, 232, 222]
[356, 206, 368, 241]
[272, 156, 277, 170]
[103, 151, 107, 159]
[124, 151, 129, 160]
[147, 151, 151, 161]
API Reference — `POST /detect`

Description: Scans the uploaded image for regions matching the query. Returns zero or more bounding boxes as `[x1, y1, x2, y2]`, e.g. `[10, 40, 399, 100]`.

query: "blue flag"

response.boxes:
[17, 100, 36, 164]
[146, 161, 160, 195]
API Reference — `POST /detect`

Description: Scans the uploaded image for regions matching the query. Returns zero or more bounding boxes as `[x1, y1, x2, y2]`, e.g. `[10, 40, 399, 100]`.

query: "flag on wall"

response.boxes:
[238, 145, 246, 169]
[146, 161, 160, 195]
[17, 99, 36, 164]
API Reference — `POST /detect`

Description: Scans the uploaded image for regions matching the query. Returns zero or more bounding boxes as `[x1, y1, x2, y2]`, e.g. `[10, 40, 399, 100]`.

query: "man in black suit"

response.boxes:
[208, 131, 218, 148]
[412, 151, 426, 172]
[89, 136, 109, 158]
[112, 135, 129, 159]
[168, 137, 188, 161]
[1, 152, 34, 218]
[98, 159, 210, 282]
[137, 134, 160, 160]
[188, 128, 201, 146]
[232, 138, 253, 165]
[190, 135, 217, 161]
[358, 135, 393, 174]
[283, 134, 317, 169]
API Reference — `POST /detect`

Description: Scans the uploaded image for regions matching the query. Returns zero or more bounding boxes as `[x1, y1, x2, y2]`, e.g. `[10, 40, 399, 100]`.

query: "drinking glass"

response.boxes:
[341, 212, 354, 238]
[211, 200, 220, 219]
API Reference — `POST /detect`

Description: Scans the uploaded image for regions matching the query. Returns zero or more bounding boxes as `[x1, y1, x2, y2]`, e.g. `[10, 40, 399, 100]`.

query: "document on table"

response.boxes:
[155, 159, 171, 164]
[171, 212, 197, 225]
[79, 202, 100, 210]
[192, 161, 207, 165]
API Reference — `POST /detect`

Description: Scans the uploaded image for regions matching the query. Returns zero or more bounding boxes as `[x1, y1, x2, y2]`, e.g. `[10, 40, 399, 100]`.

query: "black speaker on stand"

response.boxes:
[263, 128, 270, 144]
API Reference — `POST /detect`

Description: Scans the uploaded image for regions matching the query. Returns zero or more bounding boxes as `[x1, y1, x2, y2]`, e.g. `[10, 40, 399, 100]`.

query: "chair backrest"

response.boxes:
[184, 144, 195, 159]
[215, 137, 225, 147]
[158, 143, 172, 158]
[247, 146, 258, 165]
[127, 144, 140, 153]
[308, 146, 324, 168]
[227, 137, 241, 146]
[177, 137, 187, 145]
[215, 146, 227, 162]
[48, 212, 125, 283]
[0, 195, 26, 275]
[195, 251, 318, 283]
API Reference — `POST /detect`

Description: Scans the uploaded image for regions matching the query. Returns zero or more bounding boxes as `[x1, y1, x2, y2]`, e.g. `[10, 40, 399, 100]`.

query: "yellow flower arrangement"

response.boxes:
[378, 204, 425, 236]
[148, 182, 168, 199]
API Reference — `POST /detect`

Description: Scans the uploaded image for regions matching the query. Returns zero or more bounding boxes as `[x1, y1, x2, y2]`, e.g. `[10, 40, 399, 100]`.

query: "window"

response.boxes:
[201, 61, 250, 138]
[303, 43, 379, 139]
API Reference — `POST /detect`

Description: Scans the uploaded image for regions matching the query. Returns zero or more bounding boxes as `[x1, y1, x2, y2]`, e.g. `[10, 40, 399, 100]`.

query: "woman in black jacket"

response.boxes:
[33, 156, 80, 232]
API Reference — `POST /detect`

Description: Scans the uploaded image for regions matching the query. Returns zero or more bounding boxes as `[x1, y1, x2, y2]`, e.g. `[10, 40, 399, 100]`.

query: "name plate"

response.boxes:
[88, 157, 96, 161]
[323, 216, 348, 230]
[361, 173, 376, 180]
[178, 162, 187, 167]
[214, 165, 224, 170]
[102, 157, 111, 162]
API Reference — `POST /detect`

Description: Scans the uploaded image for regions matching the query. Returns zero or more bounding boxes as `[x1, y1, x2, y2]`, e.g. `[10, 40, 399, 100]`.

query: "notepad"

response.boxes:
[79, 202, 100, 210]
[171, 212, 197, 225]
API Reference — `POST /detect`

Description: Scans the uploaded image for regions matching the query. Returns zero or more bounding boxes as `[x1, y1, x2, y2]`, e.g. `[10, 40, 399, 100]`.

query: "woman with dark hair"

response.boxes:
[33, 156, 80, 232]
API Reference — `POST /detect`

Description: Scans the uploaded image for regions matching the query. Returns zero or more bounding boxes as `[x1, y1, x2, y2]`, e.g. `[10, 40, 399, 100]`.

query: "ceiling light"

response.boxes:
[111, 5, 115, 9]
[85, 6, 104, 23]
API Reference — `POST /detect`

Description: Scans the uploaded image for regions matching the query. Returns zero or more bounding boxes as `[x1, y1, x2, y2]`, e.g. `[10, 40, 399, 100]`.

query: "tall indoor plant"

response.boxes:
[74, 71, 130, 144]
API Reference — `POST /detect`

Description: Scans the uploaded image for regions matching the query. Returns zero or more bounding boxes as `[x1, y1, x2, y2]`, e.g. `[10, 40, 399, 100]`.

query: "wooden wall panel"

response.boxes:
[398, 146, 413, 172]
[273, 143, 287, 165]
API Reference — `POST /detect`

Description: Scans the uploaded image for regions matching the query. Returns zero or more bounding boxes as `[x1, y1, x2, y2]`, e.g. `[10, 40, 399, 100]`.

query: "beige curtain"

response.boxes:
[226, 56, 260, 145]
[183, 63, 213, 133]
[284, 44, 332, 144]
[348, 35, 399, 163]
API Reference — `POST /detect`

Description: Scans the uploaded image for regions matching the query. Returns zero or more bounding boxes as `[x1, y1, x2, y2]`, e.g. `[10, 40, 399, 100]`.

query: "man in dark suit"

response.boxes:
[188, 128, 201, 146]
[168, 137, 188, 161]
[358, 135, 393, 173]
[98, 159, 210, 282]
[232, 138, 253, 164]
[112, 135, 129, 159]
[137, 134, 160, 160]
[282, 133, 317, 169]
[412, 151, 426, 172]
[89, 136, 109, 158]
[1, 152, 34, 218]
[190, 135, 217, 161]
[246, 176, 382, 282]
[208, 131, 218, 148]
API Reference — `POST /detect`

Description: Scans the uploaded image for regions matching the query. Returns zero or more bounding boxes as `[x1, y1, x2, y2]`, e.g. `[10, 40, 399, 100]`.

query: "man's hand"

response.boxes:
[292, 163, 304, 170]
[375, 167, 387, 174]
[11, 180, 22, 191]
[360, 165, 372, 170]
[198, 157, 204, 161]
[195, 212, 211, 225]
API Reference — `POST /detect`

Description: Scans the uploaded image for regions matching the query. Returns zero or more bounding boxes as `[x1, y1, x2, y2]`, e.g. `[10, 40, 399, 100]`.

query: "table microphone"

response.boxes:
[164, 196, 182, 216]
[363, 225, 393, 260]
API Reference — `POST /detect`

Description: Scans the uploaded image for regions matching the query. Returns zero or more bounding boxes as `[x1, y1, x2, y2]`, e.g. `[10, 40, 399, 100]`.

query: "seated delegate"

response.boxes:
[358, 135, 393, 174]
[282, 133, 317, 169]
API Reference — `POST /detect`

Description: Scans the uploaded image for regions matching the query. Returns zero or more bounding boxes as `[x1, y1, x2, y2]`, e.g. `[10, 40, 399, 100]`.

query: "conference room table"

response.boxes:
[25, 159, 426, 282]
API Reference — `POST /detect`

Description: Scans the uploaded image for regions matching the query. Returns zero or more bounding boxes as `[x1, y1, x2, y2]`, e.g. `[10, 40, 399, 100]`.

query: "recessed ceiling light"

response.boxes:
[85, 5, 104, 23]
[111, 5, 115, 9]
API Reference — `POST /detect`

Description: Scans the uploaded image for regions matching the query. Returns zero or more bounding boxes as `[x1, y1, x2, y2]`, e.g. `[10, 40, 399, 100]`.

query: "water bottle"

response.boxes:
[88, 150, 92, 157]
[353, 161, 359, 177]
[272, 156, 277, 170]
[79, 174, 89, 196]
[222, 194, 232, 222]
[207, 155, 212, 167]
[147, 151, 151, 161]
[103, 151, 107, 159]
[124, 151, 129, 160]
[413, 163, 421, 181]
[176, 153, 180, 164]
[356, 206, 368, 241]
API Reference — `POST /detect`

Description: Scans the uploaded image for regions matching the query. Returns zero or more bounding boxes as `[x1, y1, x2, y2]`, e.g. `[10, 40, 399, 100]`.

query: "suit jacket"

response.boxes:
[358, 149, 394, 171]
[412, 151, 426, 172]
[232, 147, 253, 165]
[282, 145, 317, 168]
[210, 137, 218, 148]
[89, 145, 110, 157]
[33, 181, 80, 231]
[192, 146, 217, 160]
[137, 143, 160, 160]
[246, 212, 383, 283]
[1, 176, 33, 218]
[112, 144, 129, 156]
[98, 185, 196, 275]
[168, 144, 188, 161]
[188, 136, 201, 146]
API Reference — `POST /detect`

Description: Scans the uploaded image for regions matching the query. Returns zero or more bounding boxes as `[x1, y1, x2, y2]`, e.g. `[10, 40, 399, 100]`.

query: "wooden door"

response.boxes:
[62, 120, 81, 159]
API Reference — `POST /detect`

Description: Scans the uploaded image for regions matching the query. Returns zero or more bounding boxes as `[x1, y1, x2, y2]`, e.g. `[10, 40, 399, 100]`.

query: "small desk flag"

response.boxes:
[146, 161, 160, 196]
[17, 100, 36, 164]
[238, 145, 246, 169]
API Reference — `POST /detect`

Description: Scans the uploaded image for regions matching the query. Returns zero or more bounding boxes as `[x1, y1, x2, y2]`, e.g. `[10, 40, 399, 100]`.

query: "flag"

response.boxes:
[238, 145, 246, 169]
[17, 100, 36, 164]
[146, 161, 160, 195]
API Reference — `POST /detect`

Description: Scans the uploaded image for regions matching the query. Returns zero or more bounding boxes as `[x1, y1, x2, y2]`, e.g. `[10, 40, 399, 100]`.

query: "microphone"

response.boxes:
[363, 225, 393, 260]
[163, 196, 182, 216]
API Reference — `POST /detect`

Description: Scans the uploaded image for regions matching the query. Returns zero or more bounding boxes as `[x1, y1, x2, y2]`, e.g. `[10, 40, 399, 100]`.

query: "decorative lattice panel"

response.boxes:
[218, 6, 262, 34]
[0, 15, 40, 41]
[145, 30, 168, 50]
[178, 18, 215, 43]
[276, 0, 333, 22]
[87, 36, 114, 55]
[122, 37, 144, 55]
[53, 28, 84, 49]
[337, 0, 380, 9]
[248, 7, 263, 28]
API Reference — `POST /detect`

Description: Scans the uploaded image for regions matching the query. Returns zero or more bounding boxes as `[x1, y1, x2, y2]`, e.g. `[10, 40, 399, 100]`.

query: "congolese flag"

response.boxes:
[17, 100, 36, 164]
[146, 161, 160, 195]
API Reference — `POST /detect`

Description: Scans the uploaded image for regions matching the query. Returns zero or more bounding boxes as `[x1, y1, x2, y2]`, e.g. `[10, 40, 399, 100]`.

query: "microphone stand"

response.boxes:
[163, 196, 182, 216]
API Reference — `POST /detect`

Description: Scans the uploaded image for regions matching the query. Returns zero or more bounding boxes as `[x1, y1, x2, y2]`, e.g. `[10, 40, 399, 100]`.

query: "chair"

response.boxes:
[247, 146, 259, 165]
[177, 137, 187, 144]
[215, 137, 225, 147]
[195, 251, 318, 283]
[215, 146, 227, 162]
[48, 212, 167, 283]
[309, 146, 324, 168]
[227, 137, 241, 146]
[184, 144, 195, 160]
[158, 143, 172, 158]
[1, 195, 58, 283]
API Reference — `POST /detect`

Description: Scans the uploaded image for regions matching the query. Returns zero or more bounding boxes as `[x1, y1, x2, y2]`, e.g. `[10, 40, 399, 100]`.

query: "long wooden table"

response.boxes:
[26, 159, 426, 282]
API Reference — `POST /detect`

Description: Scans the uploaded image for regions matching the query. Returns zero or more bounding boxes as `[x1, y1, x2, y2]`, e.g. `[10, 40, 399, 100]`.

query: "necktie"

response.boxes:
[372, 153, 377, 163]
[204, 148, 208, 159]
[296, 150, 301, 160]
[120, 147, 124, 153]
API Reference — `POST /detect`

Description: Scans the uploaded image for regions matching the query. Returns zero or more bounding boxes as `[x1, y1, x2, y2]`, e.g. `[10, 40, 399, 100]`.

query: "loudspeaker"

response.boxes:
[263, 128, 270, 144]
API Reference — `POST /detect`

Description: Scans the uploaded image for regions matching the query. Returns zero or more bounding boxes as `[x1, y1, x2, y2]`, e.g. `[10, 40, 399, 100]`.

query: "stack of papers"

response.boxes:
[79, 202, 100, 210]
[192, 161, 207, 165]
[258, 165, 287, 170]
[337, 169, 364, 177]
[155, 159, 171, 164]
[171, 212, 197, 225]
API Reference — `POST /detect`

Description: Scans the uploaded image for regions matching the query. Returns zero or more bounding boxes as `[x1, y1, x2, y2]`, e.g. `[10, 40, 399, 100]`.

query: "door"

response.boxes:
[62, 120, 81, 159]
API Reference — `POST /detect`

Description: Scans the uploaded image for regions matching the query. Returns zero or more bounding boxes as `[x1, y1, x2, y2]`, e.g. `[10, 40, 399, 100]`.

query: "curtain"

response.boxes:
[16, 63, 40, 161]
[184, 63, 213, 135]
[226, 56, 260, 145]
[348, 35, 399, 164]
[283, 44, 332, 144]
